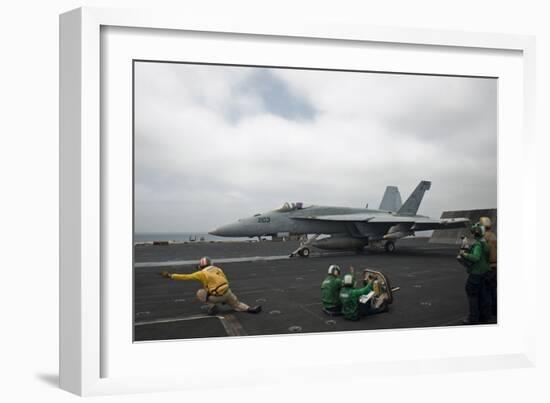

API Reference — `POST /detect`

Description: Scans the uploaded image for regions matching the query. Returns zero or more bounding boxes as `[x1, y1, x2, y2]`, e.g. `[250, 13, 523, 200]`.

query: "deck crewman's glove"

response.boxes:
[159, 271, 172, 279]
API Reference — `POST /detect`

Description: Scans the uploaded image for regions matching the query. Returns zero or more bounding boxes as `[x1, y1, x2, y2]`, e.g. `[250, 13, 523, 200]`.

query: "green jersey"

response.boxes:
[339, 283, 373, 321]
[463, 239, 490, 275]
[321, 275, 343, 309]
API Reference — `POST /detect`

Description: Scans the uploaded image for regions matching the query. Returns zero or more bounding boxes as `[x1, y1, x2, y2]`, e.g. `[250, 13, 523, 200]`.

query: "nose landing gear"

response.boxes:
[290, 246, 310, 258]
[298, 247, 310, 257]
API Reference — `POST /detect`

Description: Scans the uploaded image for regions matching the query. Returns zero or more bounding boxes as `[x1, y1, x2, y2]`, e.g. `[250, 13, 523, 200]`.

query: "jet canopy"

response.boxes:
[273, 202, 307, 212]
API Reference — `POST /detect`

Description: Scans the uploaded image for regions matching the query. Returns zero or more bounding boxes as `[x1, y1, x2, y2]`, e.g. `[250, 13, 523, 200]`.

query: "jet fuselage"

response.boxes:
[210, 205, 415, 241]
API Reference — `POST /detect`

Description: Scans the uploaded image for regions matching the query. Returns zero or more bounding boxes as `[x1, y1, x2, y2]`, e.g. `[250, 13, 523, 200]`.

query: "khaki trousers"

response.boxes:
[196, 288, 249, 312]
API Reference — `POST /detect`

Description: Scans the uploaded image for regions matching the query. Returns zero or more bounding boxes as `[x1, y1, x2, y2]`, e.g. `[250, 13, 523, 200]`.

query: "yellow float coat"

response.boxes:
[170, 266, 229, 296]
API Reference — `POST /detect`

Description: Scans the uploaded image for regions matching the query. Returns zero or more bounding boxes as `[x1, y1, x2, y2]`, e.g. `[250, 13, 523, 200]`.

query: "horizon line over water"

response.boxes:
[134, 232, 252, 243]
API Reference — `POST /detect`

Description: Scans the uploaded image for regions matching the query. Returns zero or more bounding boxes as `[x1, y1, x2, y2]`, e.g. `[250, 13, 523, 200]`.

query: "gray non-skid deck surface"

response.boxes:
[134, 238, 493, 341]
[136, 316, 228, 341]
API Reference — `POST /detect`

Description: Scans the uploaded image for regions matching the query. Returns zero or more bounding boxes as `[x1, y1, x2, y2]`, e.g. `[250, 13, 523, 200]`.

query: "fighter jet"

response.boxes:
[209, 181, 469, 257]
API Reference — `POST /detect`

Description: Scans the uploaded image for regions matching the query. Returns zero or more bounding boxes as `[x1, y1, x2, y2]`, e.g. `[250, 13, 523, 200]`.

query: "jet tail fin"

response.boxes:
[379, 186, 402, 212]
[397, 181, 431, 216]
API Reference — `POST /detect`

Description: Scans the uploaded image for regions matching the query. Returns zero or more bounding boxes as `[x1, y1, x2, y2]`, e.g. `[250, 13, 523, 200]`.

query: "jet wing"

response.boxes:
[410, 217, 470, 231]
[368, 216, 470, 230]
[293, 214, 469, 230]
[292, 213, 374, 222]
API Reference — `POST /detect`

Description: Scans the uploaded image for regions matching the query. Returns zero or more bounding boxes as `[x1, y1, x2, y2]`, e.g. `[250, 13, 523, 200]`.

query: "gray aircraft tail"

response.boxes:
[379, 186, 402, 212]
[397, 181, 432, 216]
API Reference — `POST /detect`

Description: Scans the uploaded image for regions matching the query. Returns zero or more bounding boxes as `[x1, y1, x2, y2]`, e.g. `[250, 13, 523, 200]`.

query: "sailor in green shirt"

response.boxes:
[339, 274, 374, 321]
[321, 265, 343, 315]
[459, 223, 491, 324]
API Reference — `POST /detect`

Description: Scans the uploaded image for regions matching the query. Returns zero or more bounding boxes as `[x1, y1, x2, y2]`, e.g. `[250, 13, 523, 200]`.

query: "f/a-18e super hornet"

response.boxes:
[209, 181, 469, 257]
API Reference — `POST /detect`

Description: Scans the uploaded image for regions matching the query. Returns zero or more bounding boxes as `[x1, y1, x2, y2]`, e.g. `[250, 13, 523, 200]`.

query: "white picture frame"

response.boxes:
[60, 7, 537, 396]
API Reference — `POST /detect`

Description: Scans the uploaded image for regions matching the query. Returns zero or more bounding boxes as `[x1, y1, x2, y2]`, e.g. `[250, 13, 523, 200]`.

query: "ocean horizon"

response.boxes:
[134, 232, 252, 243]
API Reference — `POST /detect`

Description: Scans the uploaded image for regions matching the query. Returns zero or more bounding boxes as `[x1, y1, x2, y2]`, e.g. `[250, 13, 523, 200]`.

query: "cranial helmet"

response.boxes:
[198, 256, 212, 268]
[479, 216, 492, 229]
[470, 224, 485, 239]
[343, 274, 354, 287]
[328, 264, 341, 276]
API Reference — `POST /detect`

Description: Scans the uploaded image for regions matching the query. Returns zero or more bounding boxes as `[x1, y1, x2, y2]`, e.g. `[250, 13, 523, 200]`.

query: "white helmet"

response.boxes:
[327, 264, 341, 276]
[343, 274, 354, 287]
[198, 256, 212, 268]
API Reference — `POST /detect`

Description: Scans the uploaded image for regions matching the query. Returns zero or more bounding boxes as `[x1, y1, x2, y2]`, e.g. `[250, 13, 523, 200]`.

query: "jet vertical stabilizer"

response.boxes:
[379, 186, 402, 212]
[397, 181, 431, 216]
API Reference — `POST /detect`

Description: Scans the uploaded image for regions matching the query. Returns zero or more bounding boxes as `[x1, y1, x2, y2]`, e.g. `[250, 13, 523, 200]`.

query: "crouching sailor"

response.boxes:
[160, 256, 262, 315]
[321, 264, 343, 316]
[339, 274, 375, 321]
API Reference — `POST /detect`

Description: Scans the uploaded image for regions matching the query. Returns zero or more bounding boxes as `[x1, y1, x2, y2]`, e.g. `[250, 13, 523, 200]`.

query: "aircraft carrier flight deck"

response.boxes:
[134, 238, 496, 342]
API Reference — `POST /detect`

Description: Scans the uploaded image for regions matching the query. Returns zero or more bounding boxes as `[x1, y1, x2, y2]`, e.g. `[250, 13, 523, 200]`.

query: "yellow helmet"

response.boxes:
[479, 216, 492, 228]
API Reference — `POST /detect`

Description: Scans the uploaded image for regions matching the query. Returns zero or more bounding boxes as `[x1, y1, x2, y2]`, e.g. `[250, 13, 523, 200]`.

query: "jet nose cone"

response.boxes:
[208, 221, 246, 237]
[208, 223, 235, 237]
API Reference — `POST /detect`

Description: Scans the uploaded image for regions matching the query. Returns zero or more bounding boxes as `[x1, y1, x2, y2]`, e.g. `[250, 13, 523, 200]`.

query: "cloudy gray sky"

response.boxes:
[134, 62, 497, 233]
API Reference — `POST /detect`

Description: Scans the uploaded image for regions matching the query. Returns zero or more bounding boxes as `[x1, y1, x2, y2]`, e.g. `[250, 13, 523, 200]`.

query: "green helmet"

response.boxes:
[479, 216, 492, 229]
[343, 274, 354, 287]
[470, 223, 485, 239]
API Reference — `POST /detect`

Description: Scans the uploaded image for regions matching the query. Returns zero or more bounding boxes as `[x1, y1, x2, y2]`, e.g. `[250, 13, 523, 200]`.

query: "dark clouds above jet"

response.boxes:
[233, 69, 318, 123]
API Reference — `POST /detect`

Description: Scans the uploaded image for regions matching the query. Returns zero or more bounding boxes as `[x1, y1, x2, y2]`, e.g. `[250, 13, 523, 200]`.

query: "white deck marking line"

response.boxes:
[135, 255, 290, 268]
[134, 246, 456, 268]
[135, 314, 214, 326]
[219, 314, 248, 336]
[134, 249, 364, 268]
[135, 313, 248, 337]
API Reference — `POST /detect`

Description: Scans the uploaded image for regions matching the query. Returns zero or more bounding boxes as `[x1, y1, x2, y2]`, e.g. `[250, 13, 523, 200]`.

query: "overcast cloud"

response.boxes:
[134, 62, 497, 233]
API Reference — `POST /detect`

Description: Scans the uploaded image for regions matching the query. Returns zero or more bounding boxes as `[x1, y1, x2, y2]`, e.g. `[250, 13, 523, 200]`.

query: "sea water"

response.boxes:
[134, 232, 252, 243]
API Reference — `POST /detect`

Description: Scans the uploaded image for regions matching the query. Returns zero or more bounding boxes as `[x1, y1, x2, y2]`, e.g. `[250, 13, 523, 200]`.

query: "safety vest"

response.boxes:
[484, 230, 497, 267]
[465, 241, 490, 275]
[202, 266, 229, 296]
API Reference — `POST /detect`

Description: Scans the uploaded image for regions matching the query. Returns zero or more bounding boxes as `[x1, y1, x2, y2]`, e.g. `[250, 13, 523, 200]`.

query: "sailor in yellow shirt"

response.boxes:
[160, 257, 262, 315]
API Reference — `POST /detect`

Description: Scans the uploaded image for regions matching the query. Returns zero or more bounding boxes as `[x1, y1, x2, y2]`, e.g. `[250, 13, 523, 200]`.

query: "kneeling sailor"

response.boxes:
[160, 256, 262, 315]
[339, 274, 375, 321]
